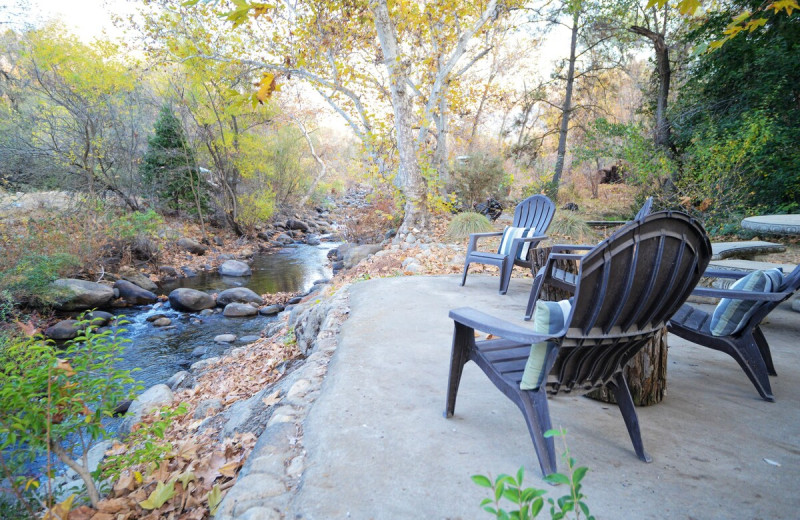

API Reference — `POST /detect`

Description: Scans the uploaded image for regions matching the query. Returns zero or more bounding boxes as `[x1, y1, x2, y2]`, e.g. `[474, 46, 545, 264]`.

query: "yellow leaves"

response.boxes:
[42, 494, 74, 520]
[254, 72, 281, 105]
[206, 484, 224, 515]
[138, 480, 176, 510]
[769, 0, 798, 15]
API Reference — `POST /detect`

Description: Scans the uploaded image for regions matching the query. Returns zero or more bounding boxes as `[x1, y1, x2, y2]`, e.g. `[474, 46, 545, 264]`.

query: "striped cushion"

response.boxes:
[498, 226, 537, 261]
[520, 299, 571, 390]
[710, 268, 783, 336]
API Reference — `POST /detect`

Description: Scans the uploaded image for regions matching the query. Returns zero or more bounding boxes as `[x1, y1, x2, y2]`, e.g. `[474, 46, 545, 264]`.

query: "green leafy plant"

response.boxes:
[110, 210, 164, 242]
[0, 314, 141, 509]
[445, 211, 494, 241]
[473, 429, 594, 520]
[450, 152, 510, 209]
[0, 252, 80, 310]
[523, 173, 559, 202]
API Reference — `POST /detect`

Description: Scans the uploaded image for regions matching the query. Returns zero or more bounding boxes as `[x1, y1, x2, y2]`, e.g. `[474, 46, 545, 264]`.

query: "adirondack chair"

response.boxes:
[460, 194, 556, 294]
[523, 197, 654, 319]
[668, 264, 800, 402]
[445, 211, 711, 476]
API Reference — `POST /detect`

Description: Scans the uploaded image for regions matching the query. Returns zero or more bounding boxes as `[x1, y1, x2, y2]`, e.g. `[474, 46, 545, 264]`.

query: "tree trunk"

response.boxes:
[629, 25, 672, 151]
[552, 8, 580, 191]
[371, 0, 428, 232]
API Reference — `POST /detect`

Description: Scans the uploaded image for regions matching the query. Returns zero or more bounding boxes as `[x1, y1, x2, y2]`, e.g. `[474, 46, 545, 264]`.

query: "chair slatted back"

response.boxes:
[545, 211, 711, 394]
[634, 197, 654, 221]
[513, 195, 556, 232]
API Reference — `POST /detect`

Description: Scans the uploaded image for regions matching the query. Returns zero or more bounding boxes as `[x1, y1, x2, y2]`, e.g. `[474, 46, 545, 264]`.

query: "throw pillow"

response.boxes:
[520, 299, 571, 390]
[709, 269, 781, 337]
[498, 226, 538, 262]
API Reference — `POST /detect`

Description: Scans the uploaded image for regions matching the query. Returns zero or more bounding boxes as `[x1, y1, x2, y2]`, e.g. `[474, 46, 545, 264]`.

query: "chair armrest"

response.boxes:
[549, 244, 594, 254]
[467, 231, 503, 254]
[516, 235, 548, 243]
[449, 307, 556, 344]
[691, 287, 786, 301]
[701, 268, 751, 280]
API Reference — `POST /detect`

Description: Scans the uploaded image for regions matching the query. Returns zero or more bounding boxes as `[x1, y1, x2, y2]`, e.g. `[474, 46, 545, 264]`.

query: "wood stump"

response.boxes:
[530, 246, 668, 406]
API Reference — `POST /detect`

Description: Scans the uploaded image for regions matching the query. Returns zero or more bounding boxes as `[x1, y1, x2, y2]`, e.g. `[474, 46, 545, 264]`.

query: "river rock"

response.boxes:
[219, 260, 252, 277]
[223, 302, 259, 317]
[192, 345, 208, 357]
[217, 287, 263, 306]
[275, 233, 293, 245]
[200, 308, 215, 316]
[146, 313, 168, 322]
[286, 218, 310, 232]
[159, 266, 179, 278]
[259, 304, 284, 316]
[166, 371, 194, 390]
[85, 310, 114, 326]
[45, 320, 81, 340]
[342, 243, 384, 268]
[52, 279, 114, 311]
[177, 237, 208, 255]
[195, 399, 223, 419]
[118, 268, 159, 293]
[120, 384, 174, 433]
[152, 317, 172, 327]
[114, 279, 158, 305]
[181, 266, 197, 277]
[305, 234, 321, 246]
[214, 334, 237, 343]
[169, 288, 216, 312]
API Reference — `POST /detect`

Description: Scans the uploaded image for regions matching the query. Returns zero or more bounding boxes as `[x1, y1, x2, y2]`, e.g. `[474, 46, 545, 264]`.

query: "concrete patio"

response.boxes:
[290, 274, 800, 519]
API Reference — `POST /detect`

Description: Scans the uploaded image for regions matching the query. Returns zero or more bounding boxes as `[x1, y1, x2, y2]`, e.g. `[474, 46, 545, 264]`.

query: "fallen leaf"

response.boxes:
[42, 494, 74, 520]
[139, 480, 176, 510]
[206, 484, 224, 515]
[262, 390, 282, 407]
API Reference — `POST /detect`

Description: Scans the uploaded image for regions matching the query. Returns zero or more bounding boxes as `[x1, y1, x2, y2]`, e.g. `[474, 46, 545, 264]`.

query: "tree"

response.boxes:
[141, 105, 209, 217]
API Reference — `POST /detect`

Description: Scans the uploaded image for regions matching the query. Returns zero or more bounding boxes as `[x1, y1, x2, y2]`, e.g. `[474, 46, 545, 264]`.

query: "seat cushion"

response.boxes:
[520, 299, 571, 390]
[498, 226, 538, 262]
[710, 268, 783, 336]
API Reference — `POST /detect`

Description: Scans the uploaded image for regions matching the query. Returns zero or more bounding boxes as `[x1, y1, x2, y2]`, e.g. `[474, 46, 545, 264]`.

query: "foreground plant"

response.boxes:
[473, 429, 594, 520]
[0, 314, 140, 511]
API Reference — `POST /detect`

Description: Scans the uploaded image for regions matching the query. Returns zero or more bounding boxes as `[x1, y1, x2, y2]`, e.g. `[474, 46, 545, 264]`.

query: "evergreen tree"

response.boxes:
[140, 105, 209, 213]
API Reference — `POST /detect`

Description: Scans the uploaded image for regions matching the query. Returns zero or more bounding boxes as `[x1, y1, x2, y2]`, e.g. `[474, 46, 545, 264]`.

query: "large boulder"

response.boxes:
[286, 219, 310, 232]
[52, 279, 114, 311]
[177, 237, 208, 256]
[219, 260, 251, 277]
[168, 288, 215, 312]
[342, 243, 384, 269]
[223, 302, 259, 317]
[119, 268, 159, 293]
[114, 280, 157, 305]
[217, 287, 263, 307]
[45, 320, 81, 340]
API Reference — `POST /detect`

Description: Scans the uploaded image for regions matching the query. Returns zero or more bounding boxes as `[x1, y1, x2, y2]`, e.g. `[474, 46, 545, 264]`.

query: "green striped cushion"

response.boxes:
[710, 268, 783, 336]
[498, 226, 537, 261]
[520, 299, 571, 390]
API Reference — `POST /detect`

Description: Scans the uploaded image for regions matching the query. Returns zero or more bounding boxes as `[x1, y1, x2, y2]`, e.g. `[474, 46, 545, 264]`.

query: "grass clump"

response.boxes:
[446, 211, 493, 241]
[549, 212, 597, 244]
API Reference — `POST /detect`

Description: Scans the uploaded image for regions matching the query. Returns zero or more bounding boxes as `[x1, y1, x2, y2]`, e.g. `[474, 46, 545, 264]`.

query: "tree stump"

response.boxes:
[530, 246, 668, 406]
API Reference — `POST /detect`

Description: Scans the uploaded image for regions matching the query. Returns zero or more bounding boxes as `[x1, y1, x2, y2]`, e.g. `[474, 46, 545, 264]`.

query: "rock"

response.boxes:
[159, 265, 179, 278]
[200, 308, 215, 316]
[45, 320, 81, 340]
[342, 243, 384, 269]
[217, 287, 263, 306]
[146, 313, 168, 322]
[287, 296, 303, 305]
[177, 237, 208, 255]
[52, 279, 114, 311]
[192, 345, 208, 357]
[190, 356, 219, 372]
[223, 302, 259, 317]
[181, 266, 197, 277]
[195, 399, 224, 419]
[166, 371, 193, 390]
[119, 268, 159, 292]
[259, 304, 284, 316]
[257, 231, 272, 241]
[275, 233, 293, 245]
[286, 218, 310, 232]
[239, 335, 261, 343]
[114, 280, 158, 305]
[214, 334, 237, 343]
[113, 400, 132, 416]
[85, 310, 114, 326]
[120, 384, 173, 433]
[213, 236, 224, 247]
[219, 260, 252, 277]
[152, 317, 172, 327]
[305, 234, 321, 246]
[168, 288, 216, 312]
[240, 247, 255, 258]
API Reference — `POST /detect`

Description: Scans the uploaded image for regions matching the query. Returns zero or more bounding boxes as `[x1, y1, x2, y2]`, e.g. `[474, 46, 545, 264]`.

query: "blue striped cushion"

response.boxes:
[710, 268, 783, 336]
[498, 226, 537, 261]
[520, 299, 571, 390]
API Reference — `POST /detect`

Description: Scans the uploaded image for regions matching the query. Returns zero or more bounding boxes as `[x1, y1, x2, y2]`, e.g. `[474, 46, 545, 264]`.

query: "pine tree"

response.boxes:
[140, 106, 208, 213]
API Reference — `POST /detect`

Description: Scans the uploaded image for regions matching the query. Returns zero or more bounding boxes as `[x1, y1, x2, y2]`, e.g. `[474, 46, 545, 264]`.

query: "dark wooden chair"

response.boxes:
[445, 211, 712, 476]
[460, 194, 555, 295]
[523, 197, 654, 319]
[668, 264, 800, 402]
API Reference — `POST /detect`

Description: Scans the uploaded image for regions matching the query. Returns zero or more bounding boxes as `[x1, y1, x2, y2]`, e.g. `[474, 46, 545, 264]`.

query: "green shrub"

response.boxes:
[523, 173, 559, 202]
[0, 314, 141, 509]
[0, 252, 80, 310]
[450, 153, 510, 208]
[446, 211, 494, 241]
[110, 209, 164, 242]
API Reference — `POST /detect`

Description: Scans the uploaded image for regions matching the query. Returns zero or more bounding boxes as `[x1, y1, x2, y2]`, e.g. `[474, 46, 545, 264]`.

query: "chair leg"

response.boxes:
[725, 333, 775, 402]
[752, 326, 777, 376]
[460, 259, 471, 287]
[445, 323, 473, 418]
[610, 373, 652, 463]
[519, 390, 557, 476]
[499, 259, 512, 295]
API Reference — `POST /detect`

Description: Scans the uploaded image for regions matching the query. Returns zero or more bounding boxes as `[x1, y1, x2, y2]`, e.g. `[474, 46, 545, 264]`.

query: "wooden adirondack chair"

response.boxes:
[445, 211, 711, 476]
[460, 194, 556, 295]
[668, 264, 800, 402]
